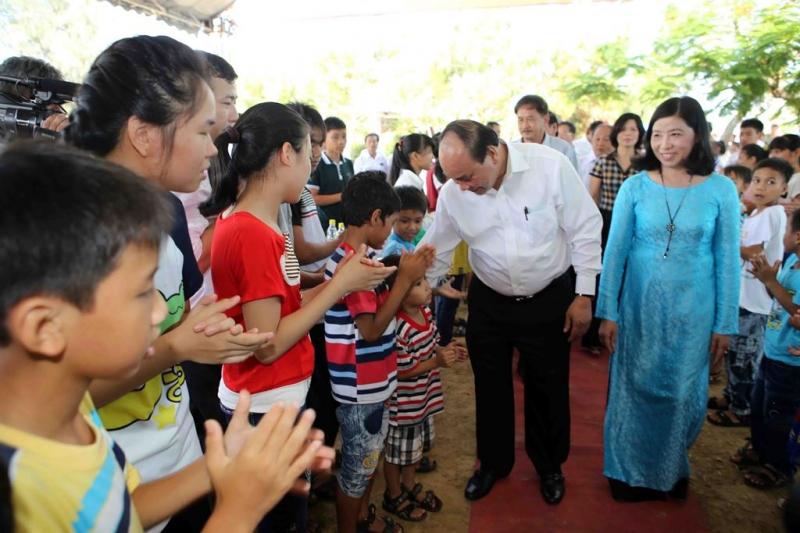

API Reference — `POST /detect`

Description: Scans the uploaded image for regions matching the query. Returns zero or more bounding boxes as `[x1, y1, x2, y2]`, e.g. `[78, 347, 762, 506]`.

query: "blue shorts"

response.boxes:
[335, 401, 389, 498]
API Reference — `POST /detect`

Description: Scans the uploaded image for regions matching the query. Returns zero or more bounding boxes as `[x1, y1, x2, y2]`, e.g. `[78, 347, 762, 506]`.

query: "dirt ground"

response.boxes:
[309, 325, 787, 532]
[692, 379, 785, 533]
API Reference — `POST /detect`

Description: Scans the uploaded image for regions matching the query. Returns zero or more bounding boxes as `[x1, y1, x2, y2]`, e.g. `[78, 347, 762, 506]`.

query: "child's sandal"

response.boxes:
[382, 491, 427, 522]
[403, 482, 443, 513]
[358, 503, 406, 532]
[743, 464, 790, 490]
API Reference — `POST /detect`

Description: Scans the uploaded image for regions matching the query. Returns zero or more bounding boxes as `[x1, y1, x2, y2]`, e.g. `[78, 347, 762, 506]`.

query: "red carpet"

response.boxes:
[468, 348, 709, 533]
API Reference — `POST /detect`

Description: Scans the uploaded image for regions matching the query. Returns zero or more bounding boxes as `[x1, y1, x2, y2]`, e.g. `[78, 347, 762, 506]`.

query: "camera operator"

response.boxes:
[0, 56, 70, 139]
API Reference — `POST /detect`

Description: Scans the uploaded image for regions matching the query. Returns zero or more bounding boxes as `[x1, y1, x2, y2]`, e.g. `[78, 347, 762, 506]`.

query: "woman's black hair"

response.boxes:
[389, 133, 434, 184]
[67, 35, 210, 157]
[634, 96, 716, 175]
[610, 112, 645, 150]
[203, 102, 309, 215]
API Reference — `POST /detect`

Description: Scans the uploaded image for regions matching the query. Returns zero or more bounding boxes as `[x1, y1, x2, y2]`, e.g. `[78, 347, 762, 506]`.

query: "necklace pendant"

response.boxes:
[666, 222, 675, 233]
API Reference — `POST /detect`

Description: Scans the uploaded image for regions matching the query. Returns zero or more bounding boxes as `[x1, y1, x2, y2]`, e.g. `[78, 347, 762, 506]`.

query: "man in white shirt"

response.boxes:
[353, 132, 389, 175]
[573, 120, 602, 164]
[420, 120, 602, 505]
[513, 94, 579, 171]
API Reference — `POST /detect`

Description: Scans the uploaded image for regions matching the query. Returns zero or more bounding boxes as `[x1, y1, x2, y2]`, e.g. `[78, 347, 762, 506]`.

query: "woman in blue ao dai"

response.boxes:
[597, 97, 741, 501]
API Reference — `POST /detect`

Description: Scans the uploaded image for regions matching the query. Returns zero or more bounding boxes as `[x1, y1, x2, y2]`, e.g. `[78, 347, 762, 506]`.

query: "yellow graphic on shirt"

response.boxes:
[98, 283, 186, 431]
[98, 366, 186, 431]
[767, 288, 795, 331]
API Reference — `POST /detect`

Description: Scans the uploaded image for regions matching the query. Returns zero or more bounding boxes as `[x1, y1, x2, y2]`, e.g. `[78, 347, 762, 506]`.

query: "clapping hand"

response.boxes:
[748, 254, 780, 284]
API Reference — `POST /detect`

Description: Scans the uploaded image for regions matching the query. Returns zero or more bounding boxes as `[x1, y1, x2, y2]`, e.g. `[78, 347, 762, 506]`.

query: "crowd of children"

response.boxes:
[3, 30, 800, 533]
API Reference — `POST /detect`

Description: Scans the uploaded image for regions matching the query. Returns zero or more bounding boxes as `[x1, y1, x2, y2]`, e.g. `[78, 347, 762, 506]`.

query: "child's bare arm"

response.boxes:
[741, 243, 764, 261]
[132, 459, 211, 529]
[750, 255, 798, 315]
[354, 246, 435, 341]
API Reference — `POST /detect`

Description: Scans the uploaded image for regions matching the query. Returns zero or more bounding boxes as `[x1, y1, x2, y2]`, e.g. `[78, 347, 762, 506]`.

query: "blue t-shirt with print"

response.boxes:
[381, 232, 415, 258]
[764, 253, 800, 366]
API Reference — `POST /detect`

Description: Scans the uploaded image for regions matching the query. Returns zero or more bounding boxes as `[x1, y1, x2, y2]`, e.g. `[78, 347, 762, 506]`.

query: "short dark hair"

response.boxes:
[0, 56, 63, 97]
[365, 133, 379, 142]
[754, 157, 794, 182]
[324, 116, 346, 132]
[769, 135, 800, 153]
[558, 121, 576, 135]
[588, 120, 604, 134]
[610, 113, 645, 150]
[634, 96, 715, 175]
[394, 186, 427, 214]
[741, 143, 768, 162]
[486, 121, 500, 129]
[0, 141, 173, 346]
[723, 164, 752, 184]
[342, 171, 401, 226]
[441, 119, 499, 163]
[286, 101, 325, 135]
[378, 254, 401, 289]
[196, 51, 237, 82]
[548, 112, 559, 126]
[514, 95, 548, 115]
[741, 118, 764, 133]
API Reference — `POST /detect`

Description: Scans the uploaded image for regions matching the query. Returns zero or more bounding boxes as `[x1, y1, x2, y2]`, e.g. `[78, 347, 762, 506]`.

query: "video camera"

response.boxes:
[0, 76, 80, 140]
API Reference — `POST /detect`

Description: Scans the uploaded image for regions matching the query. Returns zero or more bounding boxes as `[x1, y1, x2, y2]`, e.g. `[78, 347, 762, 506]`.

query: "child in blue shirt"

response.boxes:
[747, 207, 800, 489]
[382, 186, 427, 258]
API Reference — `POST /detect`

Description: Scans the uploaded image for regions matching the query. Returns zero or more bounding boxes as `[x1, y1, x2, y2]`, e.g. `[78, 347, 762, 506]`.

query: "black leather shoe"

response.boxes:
[540, 473, 566, 505]
[464, 469, 499, 501]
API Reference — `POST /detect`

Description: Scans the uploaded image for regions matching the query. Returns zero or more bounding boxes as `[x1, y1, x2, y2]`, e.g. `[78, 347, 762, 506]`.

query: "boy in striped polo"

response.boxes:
[324, 172, 434, 533]
[379, 256, 467, 522]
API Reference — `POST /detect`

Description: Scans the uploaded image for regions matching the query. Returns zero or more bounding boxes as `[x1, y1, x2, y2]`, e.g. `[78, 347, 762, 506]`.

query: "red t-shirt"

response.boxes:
[211, 211, 314, 394]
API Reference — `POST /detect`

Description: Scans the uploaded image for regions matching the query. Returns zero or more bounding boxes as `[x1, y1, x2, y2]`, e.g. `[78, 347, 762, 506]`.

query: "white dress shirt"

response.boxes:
[354, 149, 390, 175]
[420, 141, 602, 297]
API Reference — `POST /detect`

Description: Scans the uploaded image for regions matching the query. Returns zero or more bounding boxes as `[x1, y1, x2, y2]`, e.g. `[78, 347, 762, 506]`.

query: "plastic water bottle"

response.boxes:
[326, 219, 338, 240]
[337, 222, 345, 238]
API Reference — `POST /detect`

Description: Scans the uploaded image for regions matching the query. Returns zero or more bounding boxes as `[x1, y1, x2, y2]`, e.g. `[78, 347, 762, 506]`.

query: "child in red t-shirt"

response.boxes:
[209, 103, 395, 530]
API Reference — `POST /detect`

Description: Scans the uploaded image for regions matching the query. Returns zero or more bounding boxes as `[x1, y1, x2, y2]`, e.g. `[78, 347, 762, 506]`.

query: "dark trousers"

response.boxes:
[583, 208, 611, 349]
[221, 407, 308, 532]
[435, 274, 465, 346]
[183, 361, 226, 448]
[305, 323, 339, 447]
[751, 357, 800, 476]
[466, 273, 572, 477]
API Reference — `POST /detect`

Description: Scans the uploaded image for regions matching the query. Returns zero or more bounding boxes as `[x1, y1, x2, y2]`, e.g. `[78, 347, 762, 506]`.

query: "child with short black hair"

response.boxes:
[708, 158, 791, 428]
[0, 142, 329, 533]
[378, 255, 466, 523]
[324, 171, 434, 533]
[383, 186, 428, 257]
[747, 206, 800, 489]
[309, 116, 354, 228]
[724, 164, 753, 198]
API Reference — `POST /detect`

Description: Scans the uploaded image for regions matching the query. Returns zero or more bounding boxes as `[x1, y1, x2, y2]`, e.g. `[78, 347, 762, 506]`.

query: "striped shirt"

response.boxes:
[390, 306, 444, 426]
[324, 243, 398, 404]
[0, 394, 142, 533]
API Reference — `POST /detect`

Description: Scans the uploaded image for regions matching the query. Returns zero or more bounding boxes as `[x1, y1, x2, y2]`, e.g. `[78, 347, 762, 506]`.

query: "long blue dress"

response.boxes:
[596, 171, 740, 491]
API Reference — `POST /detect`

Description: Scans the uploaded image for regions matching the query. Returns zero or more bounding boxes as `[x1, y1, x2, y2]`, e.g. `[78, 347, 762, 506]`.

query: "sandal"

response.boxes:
[743, 464, 790, 490]
[358, 503, 405, 533]
[382, 491, 427, 522]
[730, 441, 761, 468]
[416, 455, 437, 473]
[707, 396, 729, 410]
[402, 482, 443, 513]
[707, 409, 750, 427]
